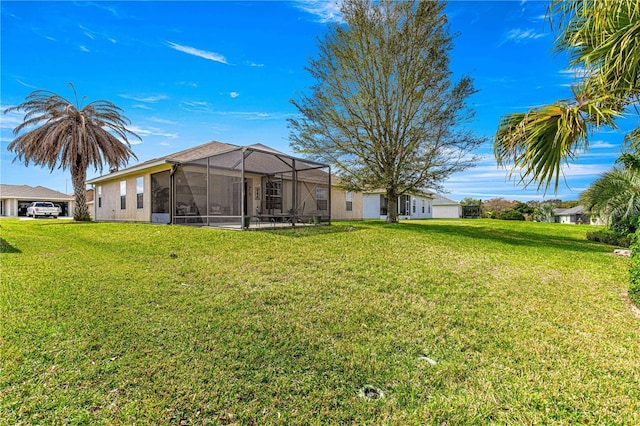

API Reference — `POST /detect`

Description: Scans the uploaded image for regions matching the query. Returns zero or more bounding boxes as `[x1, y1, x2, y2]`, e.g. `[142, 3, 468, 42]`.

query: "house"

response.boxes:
[330, 181, 363, 221]
[554, 205, 588, 224]
[0, 184, 75, 217]
[362, 189, 433, 220]
[432, 195, 461, 219]
[85, 188, 94, 215]
[87, 140, 359, 228]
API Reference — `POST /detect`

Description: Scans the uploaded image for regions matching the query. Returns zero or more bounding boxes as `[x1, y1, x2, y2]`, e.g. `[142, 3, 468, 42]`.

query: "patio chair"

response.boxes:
[286, 201, 305, 225]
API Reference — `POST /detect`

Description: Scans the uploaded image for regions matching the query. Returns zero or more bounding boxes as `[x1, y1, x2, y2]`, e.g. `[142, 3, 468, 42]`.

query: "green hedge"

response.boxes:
[497, 209, 525, 221]
[586, 229, 631, 248]
[630, 230, 640, 306]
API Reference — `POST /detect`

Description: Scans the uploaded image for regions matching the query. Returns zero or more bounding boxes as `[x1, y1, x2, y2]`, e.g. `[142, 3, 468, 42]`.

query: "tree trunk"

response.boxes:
[72, 166, 91, 221]
[386, 188, 399, 223]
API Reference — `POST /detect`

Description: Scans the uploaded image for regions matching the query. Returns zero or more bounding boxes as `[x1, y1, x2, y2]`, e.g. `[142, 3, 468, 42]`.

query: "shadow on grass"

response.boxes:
[268, 224, 366, 238]
[372, 220, 610, 253]
[0, 237, 21, 254]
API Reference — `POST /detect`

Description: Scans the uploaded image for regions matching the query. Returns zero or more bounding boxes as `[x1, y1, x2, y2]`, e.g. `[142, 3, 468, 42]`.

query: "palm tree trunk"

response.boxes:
[72, 166, 91, 221]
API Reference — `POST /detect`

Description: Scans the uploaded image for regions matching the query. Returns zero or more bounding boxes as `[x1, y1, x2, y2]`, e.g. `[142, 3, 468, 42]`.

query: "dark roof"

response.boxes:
[88, 140, 329, 184]
[554, 206, 584, 216]
[0, 184, 74, 200]
[163, 140, 239, 163]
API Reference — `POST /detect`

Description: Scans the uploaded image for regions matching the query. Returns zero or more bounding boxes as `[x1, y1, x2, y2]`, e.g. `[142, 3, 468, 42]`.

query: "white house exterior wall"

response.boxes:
[409, 196, 432, 219]
[362, 193, 433, 220]
[433, 204, 461, 219]
[558, 215, 573, 224]
[363, 194, 381, 219]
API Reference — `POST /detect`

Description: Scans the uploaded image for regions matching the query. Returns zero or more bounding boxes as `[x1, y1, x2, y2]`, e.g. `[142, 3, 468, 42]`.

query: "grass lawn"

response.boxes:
[1, 218, 638, 424]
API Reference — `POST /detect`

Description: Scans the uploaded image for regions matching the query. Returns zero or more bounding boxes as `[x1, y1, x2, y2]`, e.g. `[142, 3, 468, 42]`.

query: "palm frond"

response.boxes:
[495, 102, 589, 193]
[550, 0, 640, 98]
[581, 166, 640, 228]
[4, 85, 140, 221]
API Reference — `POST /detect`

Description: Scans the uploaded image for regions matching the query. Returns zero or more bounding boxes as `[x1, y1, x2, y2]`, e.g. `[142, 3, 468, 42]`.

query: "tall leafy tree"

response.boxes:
[289, 0, 484, 223]
[5, 84, 140, 221]
[494, 0, 640, 193]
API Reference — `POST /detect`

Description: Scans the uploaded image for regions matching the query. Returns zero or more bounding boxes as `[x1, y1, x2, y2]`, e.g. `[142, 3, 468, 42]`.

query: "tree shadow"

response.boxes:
[372, 220, 610, 254]
[0, 237, 21, 254]
[268, 224, 366, 238]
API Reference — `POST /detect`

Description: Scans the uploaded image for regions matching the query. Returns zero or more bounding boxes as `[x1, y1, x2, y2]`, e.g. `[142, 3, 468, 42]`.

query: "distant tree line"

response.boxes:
[458, 198, 580, 222]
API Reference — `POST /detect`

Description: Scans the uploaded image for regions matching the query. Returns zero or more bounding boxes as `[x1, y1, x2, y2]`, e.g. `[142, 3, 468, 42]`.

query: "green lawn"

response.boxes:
[1, 219, 638, 424]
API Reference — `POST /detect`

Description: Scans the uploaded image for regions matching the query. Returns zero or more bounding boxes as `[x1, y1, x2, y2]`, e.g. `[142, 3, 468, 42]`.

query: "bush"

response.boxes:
[585, 229, 631, 247]
[629, 229, 640, 306]
[497, 209, 525, 221]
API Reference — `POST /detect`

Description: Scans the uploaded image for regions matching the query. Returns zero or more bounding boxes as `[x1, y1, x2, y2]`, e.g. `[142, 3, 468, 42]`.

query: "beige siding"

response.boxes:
[331, 187, 363, 220]
[94, 165, 171, 222]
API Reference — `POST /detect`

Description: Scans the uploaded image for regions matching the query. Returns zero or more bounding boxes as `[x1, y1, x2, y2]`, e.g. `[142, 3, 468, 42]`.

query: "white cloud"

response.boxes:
[149, 117, 178, 125]
[249, 62, 264, 68]
[0, 108, 24, 130]
[589, 140, 618, 149]
[294, 0, 344, 23]
[128, 125, 178, 139]
[558, 67, 589, 79]
[499, 28, 545, 46]
[214, 111, 274, 120]
[119, 94, 168, 103]
[79, 45, 90, 52]
[16, 79, 38, 89]
[560, 163, 610, 177]
[180, 100, 212, 112]
[166, 41, 228, 64]
[229, 92, 240, 99]
[131, 104, 152, 110]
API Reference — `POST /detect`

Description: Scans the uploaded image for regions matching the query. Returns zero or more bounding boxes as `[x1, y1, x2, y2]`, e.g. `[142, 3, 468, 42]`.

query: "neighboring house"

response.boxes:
[0, 184, 75, 217]
[362, 189, 433, 220]
[554, 205, 589, 224]
[85, 188, 94, 216]
[87, 140, 358, 228]
[432, 195, 461, 219]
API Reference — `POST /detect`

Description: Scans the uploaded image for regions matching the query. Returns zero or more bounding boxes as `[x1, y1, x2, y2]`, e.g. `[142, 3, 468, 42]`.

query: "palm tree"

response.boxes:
[532, 202, 556, 223]
[494, 0, 640, 193]
[4, 84, 140, 221]
[581, 158, 640, 233]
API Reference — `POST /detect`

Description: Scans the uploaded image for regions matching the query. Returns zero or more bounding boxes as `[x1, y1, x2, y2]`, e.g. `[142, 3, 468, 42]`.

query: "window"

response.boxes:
[380, 195, 388, 215]
[120, 181, 126, 210]
[399, 195, 410, 215]
[136, 177, 144, 209]
[316, 187, 328, 211]
[422, 199, 425, 213]
[412, 198, 416, 213]
[98, 186, 102, 208]
[265, 180, 282, 211]
[346, 191, 353, 212]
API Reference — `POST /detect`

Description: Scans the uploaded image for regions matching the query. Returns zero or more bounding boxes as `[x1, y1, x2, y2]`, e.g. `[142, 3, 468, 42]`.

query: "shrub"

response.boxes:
[585, 229, 631, 247]
[629, 229, 640, 306]
[497, 209, 525, 221]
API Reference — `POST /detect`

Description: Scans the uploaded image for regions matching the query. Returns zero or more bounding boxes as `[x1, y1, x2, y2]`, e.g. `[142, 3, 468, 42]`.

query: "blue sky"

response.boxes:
[1, 1, 634, 201]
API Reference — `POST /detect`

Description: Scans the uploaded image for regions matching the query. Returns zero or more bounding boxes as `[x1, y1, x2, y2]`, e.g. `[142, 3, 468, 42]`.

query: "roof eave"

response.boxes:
[87, 160, 171, 184]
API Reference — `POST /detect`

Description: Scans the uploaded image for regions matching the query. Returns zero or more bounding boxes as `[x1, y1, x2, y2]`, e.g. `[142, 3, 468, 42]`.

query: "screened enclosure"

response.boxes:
[170, 146, 331, 228]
